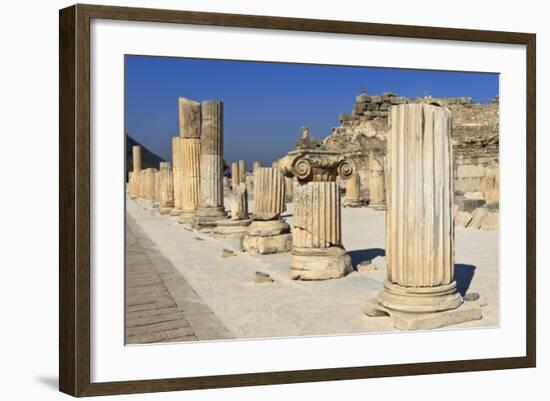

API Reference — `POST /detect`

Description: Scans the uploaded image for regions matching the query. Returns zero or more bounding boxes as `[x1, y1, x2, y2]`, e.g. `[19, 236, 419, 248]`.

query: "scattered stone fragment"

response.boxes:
[221, 248, 236, 258]
[467, 207, 488, 229]
[371, 256, 387, 271]
[193, 236, 204, 241]
[357, 260, 377, 273]
[463, 292, 480, 302]
[253, 271, 274, 284]
[455, 211, 472, 228]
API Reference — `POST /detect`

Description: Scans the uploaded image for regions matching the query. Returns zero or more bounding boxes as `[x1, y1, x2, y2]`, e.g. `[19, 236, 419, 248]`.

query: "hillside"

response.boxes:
[126, 134, 165, 176]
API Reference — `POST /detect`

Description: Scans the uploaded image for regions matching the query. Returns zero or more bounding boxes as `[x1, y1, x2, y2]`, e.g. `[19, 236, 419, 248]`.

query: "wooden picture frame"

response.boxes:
[59, 3, 536, 397]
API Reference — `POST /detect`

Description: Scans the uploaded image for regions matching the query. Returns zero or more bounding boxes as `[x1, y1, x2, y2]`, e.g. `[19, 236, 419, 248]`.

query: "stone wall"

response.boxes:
[322, 91, 499, 201]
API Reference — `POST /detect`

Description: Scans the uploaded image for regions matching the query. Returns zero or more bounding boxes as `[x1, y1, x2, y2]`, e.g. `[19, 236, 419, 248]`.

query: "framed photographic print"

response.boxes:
[59, 3, 536, 397]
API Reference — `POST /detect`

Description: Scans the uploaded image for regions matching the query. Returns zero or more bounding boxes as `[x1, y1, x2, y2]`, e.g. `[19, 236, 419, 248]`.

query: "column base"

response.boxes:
[376, 280, 464, 313]
[343, 199, 362, 207]
[152, 202, 160, 209]
[177, 209, 197, 224]
[363, 295, 482, 331]
[290, 246, 352, 280]
[242, 220, 292, 254]
[211, 219, 252, 240]
[170, 208, 182, 216]
[192, 206, 228, 230]
[159, 207, 173, 215]
[368, 202, 386, 210]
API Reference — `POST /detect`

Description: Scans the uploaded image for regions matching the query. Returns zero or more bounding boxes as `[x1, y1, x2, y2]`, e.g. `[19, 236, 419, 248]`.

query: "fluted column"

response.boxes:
[130, 145, 142, 198]
[253, 160, 262, 172]
[279, 148, 354, 280]
[231, 162, 240, 189]
[378, 103, 462, 313]
[177, 98, 202, 223]
[230, 183, 249, 221]
[153, 170, 161, 207]
[242, 167, 291, 254]
[344, 173, 361, 207]
[144, 168, 157, 202]
[483, 159, 499, 207]
[193, 100, 227, 228]
[170, 137, 182, 215]
[159, 162, 174, 214]
[368, 151, 386, 210]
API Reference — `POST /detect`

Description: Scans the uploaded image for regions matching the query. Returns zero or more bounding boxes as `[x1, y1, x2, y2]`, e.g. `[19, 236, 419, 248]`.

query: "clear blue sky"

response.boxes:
[125, 55, 498, 167]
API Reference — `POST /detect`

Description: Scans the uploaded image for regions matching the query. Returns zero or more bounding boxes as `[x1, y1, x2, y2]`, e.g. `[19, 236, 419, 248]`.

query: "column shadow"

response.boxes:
[454, 263, 477, 296]
[348, 248, 385, 267]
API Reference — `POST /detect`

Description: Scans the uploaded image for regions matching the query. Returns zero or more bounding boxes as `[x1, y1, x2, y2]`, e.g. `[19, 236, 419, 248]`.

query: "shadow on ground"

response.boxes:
[35, 376, 58, 390]
[348, 248, 385, 267]
[454, 263, 477, 296]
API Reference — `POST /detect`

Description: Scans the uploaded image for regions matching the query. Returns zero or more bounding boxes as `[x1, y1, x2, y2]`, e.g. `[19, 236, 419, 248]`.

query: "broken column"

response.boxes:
[364, 104, 481, 330]
[159, 161, 174, 215]
[483, 159, 499, 208]
[231, 162, 240, 190]
[144, 168, 157, 202]
[192, 100, 227, 229]
[253, 160, 262, 172]
[177, 98, 201, 223]
[242, 167, 291, 254]
[170, 137, 182, 216]
[368, 150, 386, 210]
[279, 148, 354, 280]
[153, 170, 161, 208]
[239, 159, 246, 183]
[343, 172, 361, 207]
[211, 182, 252, 240]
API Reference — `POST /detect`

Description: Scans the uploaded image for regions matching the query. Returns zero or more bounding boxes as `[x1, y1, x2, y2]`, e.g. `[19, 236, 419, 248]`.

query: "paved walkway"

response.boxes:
[125, 214, 232, 344]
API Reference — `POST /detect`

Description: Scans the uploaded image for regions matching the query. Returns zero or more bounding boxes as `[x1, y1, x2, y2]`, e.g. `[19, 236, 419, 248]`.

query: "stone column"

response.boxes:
[242, 167, 291, 254]
[483, 159, 499, 208]
[178, 98, 201, 223]
[212, 183, 252, 240]
[253, 161, 262, 172]
[344, 173, 361, 207]
[159, 162, 174, 214]
[127, 172, 134, 196]
[280, 150, 354, 280]
[284, 176, 294, 202]
[130, 145, 142, 198]
[170, 137, 182, 216]
[368, 151, 386, 210]
[153, 170, 161, 208]
[239, 160, 246, 183]
[138, 170, 146, 199]
[231, 162, 240, 189]
[192, 100, 227, 229]
[364, 104, 481, 330]
[144, 168, 157, 202]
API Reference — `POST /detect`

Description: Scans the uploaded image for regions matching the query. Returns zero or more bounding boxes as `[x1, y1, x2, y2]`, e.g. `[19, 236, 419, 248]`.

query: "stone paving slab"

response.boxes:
[125, 214, 233, 344]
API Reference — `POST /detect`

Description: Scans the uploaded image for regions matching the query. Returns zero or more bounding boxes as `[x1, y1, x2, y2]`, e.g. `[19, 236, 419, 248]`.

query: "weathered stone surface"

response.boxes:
[457, 196, 486, 213]
[245, 220, 290, 236]
[252, 168, 286, 220]
[468, 207, 488, 229]
[193, 100, 227, 228]
[365, 104, 469, 327]
[144, 168, 157, 201]
[178, 137, 200, 223]
[210, 219, 251, 240]
[231, 162, 239, 189]
[290, 246, 352, 280]
[230, 183, 248, 220]
[170, 137, 182, 216]
[178, 97, 201, 139]
[357, 260, 377, 273]
[242, 232, 292, 254]
[253, 161, 262, 172]
[483, 159, 499, 207]
[481, 209, 499, 231]
[239, 160, 246, 183]
[221, 248, 236, 258]
[159, 162, 174, 213]
[455, 211, 473, 227]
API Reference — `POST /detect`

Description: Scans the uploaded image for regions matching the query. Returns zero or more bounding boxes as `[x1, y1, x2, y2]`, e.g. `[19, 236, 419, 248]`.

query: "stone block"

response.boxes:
[481, 210, 499, 231]
[467, 207, 488, 229]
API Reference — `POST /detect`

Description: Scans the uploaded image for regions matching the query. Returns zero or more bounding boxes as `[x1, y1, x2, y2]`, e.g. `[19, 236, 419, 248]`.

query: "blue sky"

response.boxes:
[125, 56, 498, 167]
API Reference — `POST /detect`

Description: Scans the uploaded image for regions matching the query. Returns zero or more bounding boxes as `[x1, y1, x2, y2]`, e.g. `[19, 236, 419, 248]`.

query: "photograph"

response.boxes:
[124, 56, 500, 344]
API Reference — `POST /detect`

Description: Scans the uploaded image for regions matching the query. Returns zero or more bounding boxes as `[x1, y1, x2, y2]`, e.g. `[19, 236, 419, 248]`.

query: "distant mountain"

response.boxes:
[126, 134, 165, 177]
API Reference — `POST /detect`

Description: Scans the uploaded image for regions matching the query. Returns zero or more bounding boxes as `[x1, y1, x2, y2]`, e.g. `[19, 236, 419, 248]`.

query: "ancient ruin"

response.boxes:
[231, 162, 240, 189]
[363, 104, 482, 330]
[279, 134, 355, 280]
[192, 100, 228, 229]
[242, 167, 291, 254]
[343, 172, 361, 207]
[211, 182, 251, 240]
[159, 161, 174, 214]
[170, 137, 182, 216]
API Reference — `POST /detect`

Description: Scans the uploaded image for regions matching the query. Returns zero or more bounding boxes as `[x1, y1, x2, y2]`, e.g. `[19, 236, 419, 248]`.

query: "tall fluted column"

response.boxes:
[279, 147, 354, 280]
[363, 104, 481, 330]
[368, 151, 386, 210]
[344, 173, 361, 207]
[159, 162, 174, 214]
[153, 170, 161, 208]
[231, 162, 240, 189]
[242, 167, 291, 254]
[192, 100, 227, 229]
[170, 137, 182, 216]
[144, 168, 157, 202]
[178, 98, 201, 223]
